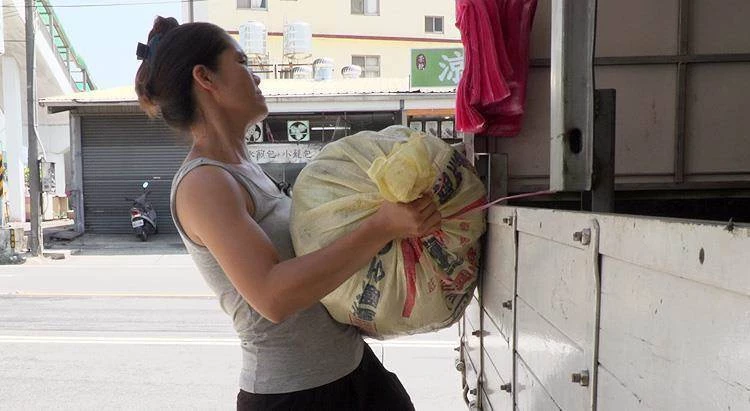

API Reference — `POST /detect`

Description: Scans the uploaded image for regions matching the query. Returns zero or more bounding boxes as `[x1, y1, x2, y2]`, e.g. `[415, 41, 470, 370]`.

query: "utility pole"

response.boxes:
[188, 0, 194, 22]
[25, 0, 43, 256]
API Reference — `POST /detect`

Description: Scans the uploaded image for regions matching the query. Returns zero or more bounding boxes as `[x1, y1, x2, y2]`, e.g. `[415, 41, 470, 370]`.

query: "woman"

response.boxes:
[134, 17, 441, 410]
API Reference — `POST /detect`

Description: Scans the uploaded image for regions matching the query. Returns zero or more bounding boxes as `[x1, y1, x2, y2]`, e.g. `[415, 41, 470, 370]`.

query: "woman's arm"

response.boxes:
[176, 166, 441, 323]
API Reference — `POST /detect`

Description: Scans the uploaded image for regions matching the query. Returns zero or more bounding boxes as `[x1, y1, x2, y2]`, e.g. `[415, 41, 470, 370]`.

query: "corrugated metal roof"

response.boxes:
[39, 77, 456, 106]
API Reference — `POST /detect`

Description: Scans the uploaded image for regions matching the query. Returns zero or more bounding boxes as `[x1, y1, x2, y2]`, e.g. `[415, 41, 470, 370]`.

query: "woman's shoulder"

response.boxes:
[174, 163, 256, 242]
[176, 163, 245, 203]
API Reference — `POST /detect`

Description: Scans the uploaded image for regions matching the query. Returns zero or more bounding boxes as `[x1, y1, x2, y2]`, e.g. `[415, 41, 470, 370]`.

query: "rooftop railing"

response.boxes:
[34, 0, 96, 92]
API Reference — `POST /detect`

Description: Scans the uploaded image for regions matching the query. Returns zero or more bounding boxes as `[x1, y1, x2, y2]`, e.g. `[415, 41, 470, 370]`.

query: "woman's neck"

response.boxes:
[188, 114, 248, 164]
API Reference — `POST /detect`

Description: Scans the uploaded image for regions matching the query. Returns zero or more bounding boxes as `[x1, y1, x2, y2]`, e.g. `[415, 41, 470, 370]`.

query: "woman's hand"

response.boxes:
[373, 192, 442, 239]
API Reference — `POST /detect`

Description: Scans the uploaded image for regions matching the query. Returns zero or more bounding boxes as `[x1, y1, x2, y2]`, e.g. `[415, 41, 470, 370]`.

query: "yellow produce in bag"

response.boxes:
[290, 125, 487, 339]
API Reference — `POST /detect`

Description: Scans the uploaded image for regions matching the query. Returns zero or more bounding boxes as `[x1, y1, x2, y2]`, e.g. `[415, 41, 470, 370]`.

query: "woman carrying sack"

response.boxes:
[134, 17, 440, 410]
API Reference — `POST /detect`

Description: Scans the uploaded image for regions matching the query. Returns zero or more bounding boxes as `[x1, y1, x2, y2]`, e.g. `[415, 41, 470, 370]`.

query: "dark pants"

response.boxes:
[236, 344, 415, 411]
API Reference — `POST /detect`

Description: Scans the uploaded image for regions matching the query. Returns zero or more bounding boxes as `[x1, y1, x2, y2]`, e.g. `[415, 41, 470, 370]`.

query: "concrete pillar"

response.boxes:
[0, 110, 4, 225]
[70, 114, 84, 233]
[2, 57, 27, 223]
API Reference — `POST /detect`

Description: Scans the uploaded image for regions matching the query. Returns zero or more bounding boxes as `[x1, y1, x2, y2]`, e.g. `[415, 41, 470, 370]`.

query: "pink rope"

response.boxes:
[450, 189, 557, 219]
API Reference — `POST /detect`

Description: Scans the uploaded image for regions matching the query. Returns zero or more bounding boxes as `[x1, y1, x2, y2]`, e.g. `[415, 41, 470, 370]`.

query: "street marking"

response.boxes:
[0, 336, 238, 346]
[366, 340, 457, 348]
[0, 265, 197, 270]
[2, 292, 214, 298]
[0, 335, 457, 348]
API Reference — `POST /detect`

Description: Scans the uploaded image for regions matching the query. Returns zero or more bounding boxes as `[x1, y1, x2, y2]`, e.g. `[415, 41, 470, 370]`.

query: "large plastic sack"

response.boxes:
[290, 125, 487, 339]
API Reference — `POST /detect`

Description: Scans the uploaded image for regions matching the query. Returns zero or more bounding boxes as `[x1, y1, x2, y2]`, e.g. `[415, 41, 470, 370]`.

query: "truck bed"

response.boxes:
[460, 205, 750, 410]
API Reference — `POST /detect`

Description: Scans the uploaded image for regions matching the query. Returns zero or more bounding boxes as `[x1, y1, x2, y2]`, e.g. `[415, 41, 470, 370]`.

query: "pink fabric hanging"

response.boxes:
[455, 0, 538, 137]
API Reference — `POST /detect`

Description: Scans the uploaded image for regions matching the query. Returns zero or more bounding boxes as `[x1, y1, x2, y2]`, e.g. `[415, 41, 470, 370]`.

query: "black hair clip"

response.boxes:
[136, 34, 163, 61]
[136, 42, 149, 60]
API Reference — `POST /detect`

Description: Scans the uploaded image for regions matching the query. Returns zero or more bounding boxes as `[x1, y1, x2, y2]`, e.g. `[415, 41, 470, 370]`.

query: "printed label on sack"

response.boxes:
[351, 241, 392, 324]
[422, 236, 463, 277]
[433, 150, 471, 205]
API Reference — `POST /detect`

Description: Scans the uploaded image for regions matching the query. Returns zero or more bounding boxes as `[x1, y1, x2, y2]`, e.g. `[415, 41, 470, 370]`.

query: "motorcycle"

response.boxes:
[127, 181, 157, 241]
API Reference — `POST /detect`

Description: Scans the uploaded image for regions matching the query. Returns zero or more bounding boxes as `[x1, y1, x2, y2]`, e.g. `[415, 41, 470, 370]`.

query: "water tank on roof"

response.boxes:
[239, 21, 268, 57]
[283, 21, 312, 60]
[292, 66, 313, 79]
[341, 65, 363, 79]
[313, 57, 335, 81]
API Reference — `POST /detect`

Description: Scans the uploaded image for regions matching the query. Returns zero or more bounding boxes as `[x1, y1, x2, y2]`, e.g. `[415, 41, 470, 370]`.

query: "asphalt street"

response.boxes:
[0, 236, 465, 410]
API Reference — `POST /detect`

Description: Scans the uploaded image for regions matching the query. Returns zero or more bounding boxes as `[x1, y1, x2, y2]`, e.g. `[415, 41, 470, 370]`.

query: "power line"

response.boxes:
[3, 0, 205, 8]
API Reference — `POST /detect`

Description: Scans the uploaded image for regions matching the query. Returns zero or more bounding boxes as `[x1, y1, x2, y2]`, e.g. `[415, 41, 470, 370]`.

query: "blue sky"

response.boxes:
[48, 0, 183, 89]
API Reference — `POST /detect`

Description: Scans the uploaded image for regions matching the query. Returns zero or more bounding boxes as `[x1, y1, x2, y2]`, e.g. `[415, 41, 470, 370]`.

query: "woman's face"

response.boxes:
[212, 41, 269, 127]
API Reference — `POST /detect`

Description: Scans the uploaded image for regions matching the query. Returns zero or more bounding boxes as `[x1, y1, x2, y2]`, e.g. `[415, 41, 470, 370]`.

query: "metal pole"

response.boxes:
[583, 89, 616, 212]
[188, 0, 194, 22]
[674, 0, 691, 184]
[399, 99, 407, 126]
[25, 0, 43, 256]
[549, 0, 597, 192]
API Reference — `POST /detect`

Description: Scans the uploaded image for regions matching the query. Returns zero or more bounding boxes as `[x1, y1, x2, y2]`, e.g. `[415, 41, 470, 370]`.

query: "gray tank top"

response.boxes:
[170, 157, 364, 394]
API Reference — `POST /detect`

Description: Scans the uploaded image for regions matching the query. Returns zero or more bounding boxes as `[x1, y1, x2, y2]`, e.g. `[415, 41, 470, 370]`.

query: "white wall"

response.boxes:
[38, 106, 71, 198]
[209, 0, 460, 39]
[40, 151, 66, 219]
[0, 109, 5, 224]
[207, 0, 461, 79]
[6, 2, 75, 220]
[37, 130, 67, 197]
[1, 56, 27, 222]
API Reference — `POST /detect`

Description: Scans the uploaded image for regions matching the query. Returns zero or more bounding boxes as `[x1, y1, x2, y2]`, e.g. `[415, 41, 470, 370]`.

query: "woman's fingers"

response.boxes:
[419, 202, 437, 220]
[419, 209, 442, 236]
[385, 192, 441, 238]
[414, 193, 435, 212]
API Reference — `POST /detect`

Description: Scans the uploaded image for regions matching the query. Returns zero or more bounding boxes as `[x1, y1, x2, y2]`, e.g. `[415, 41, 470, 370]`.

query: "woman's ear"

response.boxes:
[192, 65, 214, 91]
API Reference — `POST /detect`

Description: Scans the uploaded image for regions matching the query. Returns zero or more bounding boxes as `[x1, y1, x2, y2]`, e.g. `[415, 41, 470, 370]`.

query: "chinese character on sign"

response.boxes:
[438, 51, 464, 84]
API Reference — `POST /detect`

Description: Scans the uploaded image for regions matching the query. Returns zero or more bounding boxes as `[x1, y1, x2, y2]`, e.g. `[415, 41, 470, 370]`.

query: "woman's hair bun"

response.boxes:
[150, 16, 179, 40]
[135, 16, 180, 117]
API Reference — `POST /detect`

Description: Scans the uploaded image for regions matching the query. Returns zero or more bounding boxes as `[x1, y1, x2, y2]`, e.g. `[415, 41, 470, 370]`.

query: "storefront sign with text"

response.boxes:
[247, 143, 324, 164]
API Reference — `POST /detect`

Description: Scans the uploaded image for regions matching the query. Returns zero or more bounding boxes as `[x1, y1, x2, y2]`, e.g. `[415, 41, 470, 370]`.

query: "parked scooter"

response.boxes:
[127, 181, 157, 241]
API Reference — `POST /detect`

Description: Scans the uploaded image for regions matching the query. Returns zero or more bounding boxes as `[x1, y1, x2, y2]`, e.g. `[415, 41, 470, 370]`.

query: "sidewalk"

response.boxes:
[46, 232, 187, 256]
[11, 220, 187, 257]
[7, 219, 75, 236]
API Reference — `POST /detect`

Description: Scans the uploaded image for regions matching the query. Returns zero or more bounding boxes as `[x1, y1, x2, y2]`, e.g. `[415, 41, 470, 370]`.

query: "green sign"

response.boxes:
[410, 48, 465, 87]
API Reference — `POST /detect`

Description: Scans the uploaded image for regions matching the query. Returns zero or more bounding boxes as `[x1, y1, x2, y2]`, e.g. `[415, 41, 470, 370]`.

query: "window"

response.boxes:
[237, 0, 267, 10]
[352, 55, 381, 78]
[425, 16, 444, 33]
[351, 0, 379, 15]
